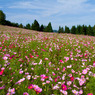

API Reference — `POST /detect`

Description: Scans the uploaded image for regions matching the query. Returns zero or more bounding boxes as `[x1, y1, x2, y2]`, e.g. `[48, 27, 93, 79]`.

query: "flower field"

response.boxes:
[0, 25, 95, 95]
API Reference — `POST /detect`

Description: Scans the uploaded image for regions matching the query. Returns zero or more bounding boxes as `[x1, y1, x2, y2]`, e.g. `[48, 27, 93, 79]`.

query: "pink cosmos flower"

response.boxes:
[61, 84, 67, 91]
[1, 67, 5, 70]
[44, 58, 48, 60]
[19, 70, 23, 74]
[68, 74, 72, 77]
[79, 90, 83, 94]
[67, 81, 72, 86]
[8, 88, 15, 95]
[36, 55, 39, 57]
[33, 85, 42, 94]
[11, 88, 15, 94]
[0, 47, 2, 50]
[15, 78, 25, 84]
[53, 73, 56, 76]
[82, 69, 88, 74]
[63, 67, 66, 72]
[64, 57, 69, 62]
[60, 90, 67, 95]
[79, 78, 86, 86]
[3, 56, 8, 60]
[93, 62, 95, 67]
[0, 85, 5, 89]
[72, 90, 78, 95]
[71, 69, 75, 73]
[54, 78, 57, 82]
[18, 58, 22, 61]
[67, 65, 72, 68]
[26, 75, 31, 80]
[46, 80, 50, 84]
[53, 85, 59, 90]
[62, 75, 65, 80]
[23, 92, 29, 95]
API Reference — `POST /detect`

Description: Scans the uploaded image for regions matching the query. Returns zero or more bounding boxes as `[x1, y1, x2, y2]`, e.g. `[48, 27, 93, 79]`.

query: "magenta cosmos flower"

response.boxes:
[70, 76, 74, 81]
[28, 84, 34, 89]
[0, 70, 4, 75]
[59, 60, 64, 63]
[61, 84, 67, 91]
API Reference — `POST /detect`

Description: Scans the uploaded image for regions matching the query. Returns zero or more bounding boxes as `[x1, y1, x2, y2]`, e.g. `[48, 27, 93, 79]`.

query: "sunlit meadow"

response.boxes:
[0, 25, 95, 95]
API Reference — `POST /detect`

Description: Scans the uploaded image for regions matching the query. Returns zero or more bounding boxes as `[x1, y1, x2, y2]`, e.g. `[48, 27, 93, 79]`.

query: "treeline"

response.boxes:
[58, 25, 95, 36]
[0, 10, 53, 32]
[0, 10, 95, 36]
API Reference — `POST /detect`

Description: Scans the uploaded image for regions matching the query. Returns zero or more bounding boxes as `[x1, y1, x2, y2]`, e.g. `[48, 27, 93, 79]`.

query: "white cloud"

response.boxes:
[8, 1, 48, 10]
[6, 0, 95, 29]
[8, 0, 95, 16]
[57, 0, 87, 4]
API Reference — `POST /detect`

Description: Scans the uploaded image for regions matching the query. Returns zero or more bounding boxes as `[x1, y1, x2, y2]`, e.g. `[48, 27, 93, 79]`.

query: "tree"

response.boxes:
[19, 23, 23, 28]
[31, 19, 40, 31]
[0, 10, 6, 25]
[87, 25, 93, 36]
[5, 20, 12, 26]
[76, 25, 82, 34]
[44, 22, 53, 32]
[11, 22, 19, 27]
[58, 26, 64, 33]
[40, 24, 45, 31]
[71, 26, 76, 34]
[25, 23, 31, 29]
[80, 25, 87, 35]
[65, 26, 70, 33]
[92, 25, 95, 36]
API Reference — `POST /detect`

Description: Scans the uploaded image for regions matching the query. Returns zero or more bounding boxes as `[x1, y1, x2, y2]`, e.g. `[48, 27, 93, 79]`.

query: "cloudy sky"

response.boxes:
[0, 0, 95, 30]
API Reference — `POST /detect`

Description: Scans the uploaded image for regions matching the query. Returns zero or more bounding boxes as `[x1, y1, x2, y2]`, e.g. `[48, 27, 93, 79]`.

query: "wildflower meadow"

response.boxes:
[0, 25, 95, 95]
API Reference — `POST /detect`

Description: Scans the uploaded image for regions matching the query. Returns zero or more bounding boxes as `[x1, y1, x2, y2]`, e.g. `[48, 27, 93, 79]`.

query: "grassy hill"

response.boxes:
[0, 25, 95, 95]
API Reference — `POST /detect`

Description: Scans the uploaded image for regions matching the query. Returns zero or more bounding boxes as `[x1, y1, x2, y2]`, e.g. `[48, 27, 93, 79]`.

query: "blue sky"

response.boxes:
[0, 0, 95, 30]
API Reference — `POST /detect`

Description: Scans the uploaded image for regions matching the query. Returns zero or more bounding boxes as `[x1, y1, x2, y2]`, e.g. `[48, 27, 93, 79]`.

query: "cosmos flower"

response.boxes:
[72, 90, 78, 95]
[0, 70, 4, 75]
[61, 84, 67, 91]
[79, 78, 86, 86]
[79, 90, 83, 94]
[0, 85, 5, 89]
[63, 67, 66, 72]
[19, 70, 23, 74]
[3, 56, 8, 60]
[59, 60, 64, 63]
[67, 81, 72, 86]
[70, 76, 74, 81]
[23, 92, 29, 95]
[82, 69, 88, 74]
[8, 88, 15, 95]
[28, 84, 34, 89]
[53, 85, 59, 90]
[15, 78, 25, 84]
[60, 90, 67, 95]
[26, 75, 31, 80]
[93, 62, 95, 67]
